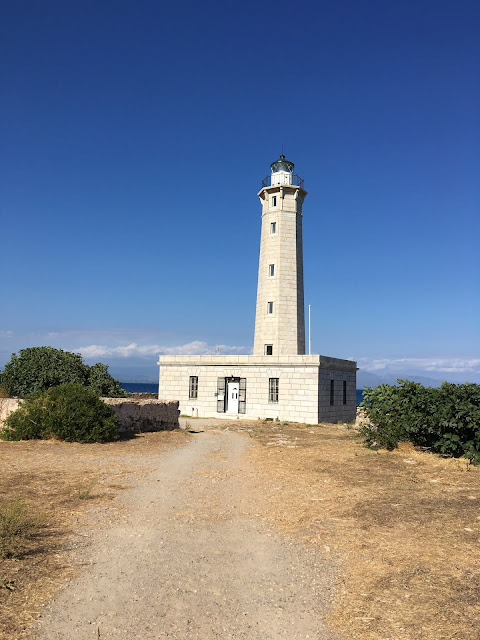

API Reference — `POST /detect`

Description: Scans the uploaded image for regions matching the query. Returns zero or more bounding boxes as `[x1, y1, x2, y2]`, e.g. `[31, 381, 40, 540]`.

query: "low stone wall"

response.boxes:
[354, 406, 371, 430]
[0, 398, 21, 426]
[102, 399, 179, 433]
[0, 397, 179, 435]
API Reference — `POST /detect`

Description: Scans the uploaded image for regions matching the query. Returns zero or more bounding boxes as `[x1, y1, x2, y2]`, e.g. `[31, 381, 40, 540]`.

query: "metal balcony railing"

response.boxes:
[261, 174, 304, 188]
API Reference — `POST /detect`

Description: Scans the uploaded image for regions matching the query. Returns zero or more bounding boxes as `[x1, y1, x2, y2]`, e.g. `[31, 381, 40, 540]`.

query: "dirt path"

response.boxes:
[33, 427, 337, 639]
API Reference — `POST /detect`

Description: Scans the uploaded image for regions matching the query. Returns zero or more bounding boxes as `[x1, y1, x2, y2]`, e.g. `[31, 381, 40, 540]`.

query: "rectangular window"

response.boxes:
[270, 222, 276, 234]
[272, 196, 277, 207]
[189, 376, 198, 399]
[264, 344, 273, 355]
[330, 379, 335, 406]
[269, 264, 275, 277]
[269, 378, 279, 403]
[267, 301, 274, 314]
[343, 380, 347, 405]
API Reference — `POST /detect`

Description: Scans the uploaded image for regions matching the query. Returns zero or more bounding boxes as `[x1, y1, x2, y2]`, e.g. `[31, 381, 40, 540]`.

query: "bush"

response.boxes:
[0, 498, 39, 559]
[1, 346, 127, 398]
[360, 380, 480, 464]
[2, 383, 119, 443]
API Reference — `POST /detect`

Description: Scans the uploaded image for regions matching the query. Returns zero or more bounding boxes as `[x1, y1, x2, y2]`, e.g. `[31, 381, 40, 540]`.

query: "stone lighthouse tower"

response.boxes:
[158, 153, 357, 424]
[253, 155, 307, 356]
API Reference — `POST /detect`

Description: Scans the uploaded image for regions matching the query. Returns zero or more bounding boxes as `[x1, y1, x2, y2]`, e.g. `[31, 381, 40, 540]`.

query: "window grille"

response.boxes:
[269, 378, 279, 403]
[217, 377, 226, 412]
[239, 378, 246, 414]
[189, 376, 198, 399]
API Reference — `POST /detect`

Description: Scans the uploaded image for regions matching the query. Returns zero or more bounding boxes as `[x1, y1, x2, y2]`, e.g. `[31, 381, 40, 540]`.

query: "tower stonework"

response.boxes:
[253, 156, 306, 356]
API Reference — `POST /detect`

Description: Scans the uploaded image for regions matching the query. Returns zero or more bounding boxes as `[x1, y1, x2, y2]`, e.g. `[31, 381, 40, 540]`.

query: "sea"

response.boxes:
[121, 382, 159, 394]
[122, 383, 366, 406]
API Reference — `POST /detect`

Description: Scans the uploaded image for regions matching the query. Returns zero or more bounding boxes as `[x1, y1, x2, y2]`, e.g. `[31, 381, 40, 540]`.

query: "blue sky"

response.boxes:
[1, 0, 479, 383]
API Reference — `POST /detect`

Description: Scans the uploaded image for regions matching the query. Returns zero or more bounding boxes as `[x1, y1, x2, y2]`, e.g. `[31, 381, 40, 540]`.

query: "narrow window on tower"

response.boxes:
[270, 222, 276, 234]
[189, 376, 198, 399]
[343, 380, 347, 405]
[269, 264, 275, 277]
[330, 380, 335, 406]
[269, 378, 279, 403]
[264, 344, 273, 355]
[272, 196, 277, 207]
[267, 301, 274, 315]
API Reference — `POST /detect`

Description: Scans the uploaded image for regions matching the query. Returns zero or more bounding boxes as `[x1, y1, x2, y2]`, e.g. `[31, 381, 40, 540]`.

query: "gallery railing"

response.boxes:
[261, 174, 304, 188]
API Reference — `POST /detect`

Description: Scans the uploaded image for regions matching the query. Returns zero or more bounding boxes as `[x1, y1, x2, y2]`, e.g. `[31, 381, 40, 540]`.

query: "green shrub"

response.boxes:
[86, 362, 126, 397]
[2, 383, 119, 443]
[0, 346, 127, 397]
[360, 380, 480, 464]
[0, 498, 39, 559]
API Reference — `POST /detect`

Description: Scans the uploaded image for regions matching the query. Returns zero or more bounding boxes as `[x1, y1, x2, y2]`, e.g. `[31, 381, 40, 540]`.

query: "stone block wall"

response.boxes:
[102, 399, 179, 433]
[0, 398, 21, 427]
[253, 185, 306, 356]
[159, 361, 318, 424]
[158, 354, 357, 425]
[318, 369, 357, 423]
[0, 397, 179, 434]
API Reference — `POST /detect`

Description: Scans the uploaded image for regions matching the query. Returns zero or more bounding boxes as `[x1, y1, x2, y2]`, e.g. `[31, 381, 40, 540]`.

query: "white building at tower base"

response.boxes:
[158, 354, 357, 425]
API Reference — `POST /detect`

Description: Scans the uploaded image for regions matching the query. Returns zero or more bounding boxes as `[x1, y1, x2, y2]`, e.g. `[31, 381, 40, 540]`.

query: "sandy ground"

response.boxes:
[32, 425, 337, 639]
[4, 416, 478, 640]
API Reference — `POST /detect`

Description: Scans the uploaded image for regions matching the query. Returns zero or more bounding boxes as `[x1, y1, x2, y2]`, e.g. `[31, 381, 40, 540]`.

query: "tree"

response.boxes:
[1, 347, 127, 397]
[2, 347, 87, 396]
[87, 362, 125, 397]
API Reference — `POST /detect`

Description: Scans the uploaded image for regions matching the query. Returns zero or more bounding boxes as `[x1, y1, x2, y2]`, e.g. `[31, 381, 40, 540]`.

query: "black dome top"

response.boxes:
[271, 154, 294, 173]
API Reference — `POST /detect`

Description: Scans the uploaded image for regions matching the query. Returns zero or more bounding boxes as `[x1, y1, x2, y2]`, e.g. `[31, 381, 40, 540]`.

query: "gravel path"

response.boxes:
[34, 427, 338, 639]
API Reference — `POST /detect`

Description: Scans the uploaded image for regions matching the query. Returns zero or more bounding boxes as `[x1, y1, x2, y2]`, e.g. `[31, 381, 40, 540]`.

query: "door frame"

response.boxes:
[226, 377, 240, 413]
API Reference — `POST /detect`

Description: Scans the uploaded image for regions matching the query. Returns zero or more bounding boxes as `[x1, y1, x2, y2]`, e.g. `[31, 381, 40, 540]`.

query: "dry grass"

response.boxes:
[0, 498, 40, 560]
[246, 421, 480, 640]
[1, 419, 479, 640]
[0, 431, 189, 640]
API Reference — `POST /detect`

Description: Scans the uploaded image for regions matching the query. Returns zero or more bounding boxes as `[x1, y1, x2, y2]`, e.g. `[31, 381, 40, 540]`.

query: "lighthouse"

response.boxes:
[158, 155, 357, 424]
[253, 155, 306, 356]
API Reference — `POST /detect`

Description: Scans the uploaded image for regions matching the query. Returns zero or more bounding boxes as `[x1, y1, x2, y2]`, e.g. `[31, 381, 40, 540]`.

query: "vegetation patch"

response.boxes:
[2, 383, 119, 443]
[0, 499, 40, 560]
[0, 430, 189, 639]
[245, 420, 480, 640]
[360, 380, 480, 463]
[0, 346, 127, 398]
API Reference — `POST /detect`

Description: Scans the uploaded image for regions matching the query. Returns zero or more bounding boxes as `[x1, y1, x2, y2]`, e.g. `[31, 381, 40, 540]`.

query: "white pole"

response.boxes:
[308, 304, 311, 355]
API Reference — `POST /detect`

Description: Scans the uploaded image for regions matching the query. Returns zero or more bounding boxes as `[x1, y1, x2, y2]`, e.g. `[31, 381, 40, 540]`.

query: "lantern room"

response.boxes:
[270, 154, 294, 185]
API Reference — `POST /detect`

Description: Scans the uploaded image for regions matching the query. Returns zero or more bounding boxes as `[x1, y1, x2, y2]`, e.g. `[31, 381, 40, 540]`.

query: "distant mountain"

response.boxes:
[356, 369, 442, 389]
[95, 362, 473, 388]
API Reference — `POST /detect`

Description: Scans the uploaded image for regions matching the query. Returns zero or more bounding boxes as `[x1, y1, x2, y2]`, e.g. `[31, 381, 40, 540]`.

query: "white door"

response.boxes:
[226, 381, 239, 413]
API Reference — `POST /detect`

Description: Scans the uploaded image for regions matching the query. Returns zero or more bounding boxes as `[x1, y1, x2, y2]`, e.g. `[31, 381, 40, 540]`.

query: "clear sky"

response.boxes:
[1, 0, 479, 383]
